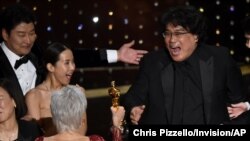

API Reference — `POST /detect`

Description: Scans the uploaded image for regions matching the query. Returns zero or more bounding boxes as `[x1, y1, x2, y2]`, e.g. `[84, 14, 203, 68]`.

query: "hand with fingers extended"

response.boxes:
[118, 40, 148, 65]
[130, 105, 145, 125]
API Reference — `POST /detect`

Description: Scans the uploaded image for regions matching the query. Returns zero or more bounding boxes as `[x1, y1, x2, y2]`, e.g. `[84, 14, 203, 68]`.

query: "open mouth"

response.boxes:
[170, 47, 181, 56]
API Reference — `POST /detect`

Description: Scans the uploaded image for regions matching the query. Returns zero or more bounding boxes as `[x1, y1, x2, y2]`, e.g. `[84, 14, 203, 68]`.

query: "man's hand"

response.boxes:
[227, 102, 248, 119]
[130, 105, 145, 125]
[118, 40, 148, 65]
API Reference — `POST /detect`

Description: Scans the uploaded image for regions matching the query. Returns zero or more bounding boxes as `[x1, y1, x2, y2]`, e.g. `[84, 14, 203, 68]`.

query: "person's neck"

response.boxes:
[43, 77, 64, 91]
[0, 118, 19, 141]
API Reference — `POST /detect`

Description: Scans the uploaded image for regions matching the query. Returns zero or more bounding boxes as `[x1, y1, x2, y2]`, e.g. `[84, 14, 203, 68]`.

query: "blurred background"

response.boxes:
[1, 0, 249, 140]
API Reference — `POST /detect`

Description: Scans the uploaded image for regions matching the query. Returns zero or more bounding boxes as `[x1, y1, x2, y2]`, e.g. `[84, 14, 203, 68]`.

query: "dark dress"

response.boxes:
[16, 119, 43, 141]
[38, 117, 57, 137]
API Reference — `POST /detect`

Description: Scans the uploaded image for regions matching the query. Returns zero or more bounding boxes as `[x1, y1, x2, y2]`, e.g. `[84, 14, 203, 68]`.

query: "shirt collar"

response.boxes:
[1, 42, 22, 68]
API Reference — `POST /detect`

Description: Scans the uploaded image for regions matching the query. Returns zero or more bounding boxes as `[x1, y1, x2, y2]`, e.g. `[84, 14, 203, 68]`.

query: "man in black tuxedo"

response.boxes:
[0, 4, 147, 119]
[124, 6, 247, 125]
[0, 4, 41, 119]
[227, 16, 250, 123]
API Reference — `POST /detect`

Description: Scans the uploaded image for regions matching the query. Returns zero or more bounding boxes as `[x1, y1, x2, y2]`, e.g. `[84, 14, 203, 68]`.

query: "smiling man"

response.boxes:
[0, 4, 148, 119]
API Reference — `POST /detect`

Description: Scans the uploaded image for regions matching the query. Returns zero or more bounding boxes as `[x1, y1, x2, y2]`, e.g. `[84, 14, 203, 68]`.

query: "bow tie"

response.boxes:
[14, 55, 30, 69]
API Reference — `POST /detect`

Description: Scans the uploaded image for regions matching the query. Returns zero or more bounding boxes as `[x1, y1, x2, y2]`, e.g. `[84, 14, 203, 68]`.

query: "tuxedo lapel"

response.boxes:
[0, 47, 27, 117]
[199, 57, 214, 124]
[161, 63, 174, 123]
[0, 48, 20, 85]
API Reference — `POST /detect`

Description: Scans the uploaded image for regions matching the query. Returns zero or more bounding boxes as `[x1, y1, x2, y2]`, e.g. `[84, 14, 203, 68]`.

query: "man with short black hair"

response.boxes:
[0, 4, 147, 118]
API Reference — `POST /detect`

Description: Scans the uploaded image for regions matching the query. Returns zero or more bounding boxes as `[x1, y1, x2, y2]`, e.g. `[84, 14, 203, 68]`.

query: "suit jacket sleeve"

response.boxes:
[123, 54, 149, 111]
[73, 48, 108, 68]
[224, 48, 246, 103]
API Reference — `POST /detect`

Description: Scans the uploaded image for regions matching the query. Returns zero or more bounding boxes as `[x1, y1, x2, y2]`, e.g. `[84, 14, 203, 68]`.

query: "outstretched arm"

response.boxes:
[117, 40, 148, 65]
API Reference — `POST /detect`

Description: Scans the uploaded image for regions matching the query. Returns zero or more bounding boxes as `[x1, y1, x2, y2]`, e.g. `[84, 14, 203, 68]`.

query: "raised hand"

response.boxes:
[118, 40, 148, 65]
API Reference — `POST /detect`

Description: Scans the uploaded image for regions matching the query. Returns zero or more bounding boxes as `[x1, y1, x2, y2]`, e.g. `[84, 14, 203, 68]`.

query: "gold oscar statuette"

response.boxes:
[108, 81, 128, 135]
[108, 81, 120, 108]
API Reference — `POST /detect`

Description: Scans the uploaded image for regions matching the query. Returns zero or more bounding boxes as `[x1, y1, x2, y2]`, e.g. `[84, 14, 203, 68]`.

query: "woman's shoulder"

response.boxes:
[26, 86, 43, 96]
[26, 83, 50, 98]
[89, 135, 105, 141]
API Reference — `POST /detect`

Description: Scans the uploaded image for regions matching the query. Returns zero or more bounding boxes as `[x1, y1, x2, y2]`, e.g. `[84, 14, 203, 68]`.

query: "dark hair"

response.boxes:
[43, 42, 70, 74]
[242, 16, 250, 34]
[0, 4, 36, 35]
[161, 5, 207, 43]
[0, 78, 25, 119]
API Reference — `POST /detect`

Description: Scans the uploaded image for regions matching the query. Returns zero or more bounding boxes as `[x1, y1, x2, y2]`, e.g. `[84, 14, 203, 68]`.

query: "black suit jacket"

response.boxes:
[31, 43, 110, 68]
[0, 47, 43, 118]
[124, 44, 246, 125]
[73, 48, 109, 68]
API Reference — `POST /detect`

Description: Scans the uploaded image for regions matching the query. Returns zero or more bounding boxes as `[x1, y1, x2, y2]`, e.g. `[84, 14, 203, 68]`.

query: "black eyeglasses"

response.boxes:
[162, 31, 190, 38]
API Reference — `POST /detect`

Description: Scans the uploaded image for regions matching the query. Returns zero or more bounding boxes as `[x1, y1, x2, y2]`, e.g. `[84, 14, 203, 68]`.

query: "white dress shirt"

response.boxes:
[1, 42, 37, 95]
[106, 49, 118, 63]
[245, 102, 250, 111]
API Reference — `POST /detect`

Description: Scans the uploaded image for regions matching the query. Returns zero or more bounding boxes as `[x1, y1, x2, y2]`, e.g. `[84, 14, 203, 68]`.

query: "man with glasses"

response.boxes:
[124, 5, 247, 125]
